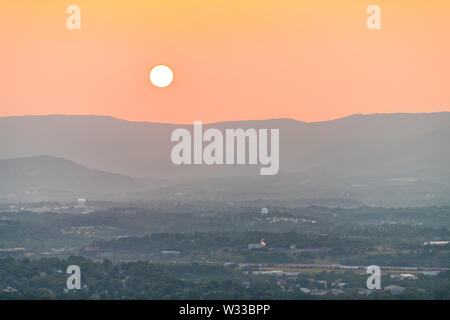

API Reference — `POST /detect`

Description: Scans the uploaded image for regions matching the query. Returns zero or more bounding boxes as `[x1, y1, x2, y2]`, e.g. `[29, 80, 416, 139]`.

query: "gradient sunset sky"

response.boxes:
[0, 0, 449, 123]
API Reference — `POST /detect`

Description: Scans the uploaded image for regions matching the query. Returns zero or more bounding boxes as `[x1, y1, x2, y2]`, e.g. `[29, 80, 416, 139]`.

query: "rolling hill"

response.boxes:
[0, 155, 144, 201]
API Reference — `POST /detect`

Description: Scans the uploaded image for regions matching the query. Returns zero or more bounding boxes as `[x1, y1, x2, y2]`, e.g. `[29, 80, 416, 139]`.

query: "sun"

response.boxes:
[150, 65, 174, 88]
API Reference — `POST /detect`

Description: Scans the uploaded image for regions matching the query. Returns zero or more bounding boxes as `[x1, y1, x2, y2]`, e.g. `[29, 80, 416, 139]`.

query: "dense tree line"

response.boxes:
[1, 257, 449, 300]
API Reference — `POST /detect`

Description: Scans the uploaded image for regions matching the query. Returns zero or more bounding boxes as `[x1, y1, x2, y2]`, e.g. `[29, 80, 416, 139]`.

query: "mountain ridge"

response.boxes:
[0, 155, 144, 202]
[2, 111, 449, 124]
[1, 112, 449, 205]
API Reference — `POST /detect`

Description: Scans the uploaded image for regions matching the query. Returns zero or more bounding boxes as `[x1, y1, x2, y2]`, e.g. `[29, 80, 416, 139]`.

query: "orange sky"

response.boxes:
[0, 0, 449, 123]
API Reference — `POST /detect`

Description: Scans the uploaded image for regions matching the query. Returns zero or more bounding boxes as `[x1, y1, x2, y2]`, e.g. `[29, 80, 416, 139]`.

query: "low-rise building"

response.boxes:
[299, 288, 311, 294]
[390, 273, 418, 280]
[422, 271, 439, 276]
[2, 286, 18, 293]
[160, 251, 181, 256]
[311, 289, 328, 296]
[384, 285, 405, 295]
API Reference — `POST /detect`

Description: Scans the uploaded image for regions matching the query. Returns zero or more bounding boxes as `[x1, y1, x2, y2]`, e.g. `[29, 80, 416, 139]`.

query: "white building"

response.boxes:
[390, 273, 418, 280]
[384, 285, 405, 294]
[248, 243, 265, 250]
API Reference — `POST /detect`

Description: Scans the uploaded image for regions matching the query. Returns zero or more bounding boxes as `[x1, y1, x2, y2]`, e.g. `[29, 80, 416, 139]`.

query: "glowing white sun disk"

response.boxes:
[150, 65, 173, 88]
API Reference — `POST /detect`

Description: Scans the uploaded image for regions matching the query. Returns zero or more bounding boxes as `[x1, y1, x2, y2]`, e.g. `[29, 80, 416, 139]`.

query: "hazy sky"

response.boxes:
[0, 0, 449, 123]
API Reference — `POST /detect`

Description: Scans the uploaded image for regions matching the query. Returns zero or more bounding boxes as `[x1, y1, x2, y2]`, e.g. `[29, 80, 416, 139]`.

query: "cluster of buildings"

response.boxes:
[2, 199, 93, 215]
[0, 247, 74, 258]
[423, 241, 449, 246]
